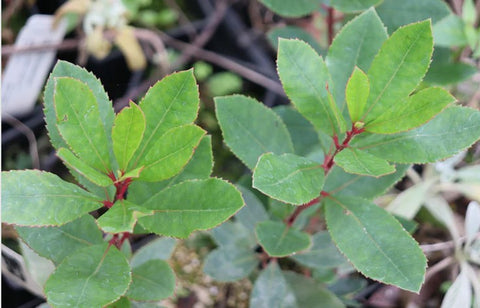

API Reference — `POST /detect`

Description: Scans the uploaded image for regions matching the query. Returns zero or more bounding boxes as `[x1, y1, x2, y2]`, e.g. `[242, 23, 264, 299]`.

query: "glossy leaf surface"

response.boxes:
[139, 179, 244, 238]
[45, 244, 131, 307]
[137, 125, 205, 182]
[363, 21, 433, 123]
[97, 200, 153, 233]
[365, 87, 454, 134]
[2, 170, 101, 226]
[57, 148, 113, 187]
[113, 102, 146, 171]
[325, 196, 426, 292]
[278, 38, 346, 136]
[132, 70, 199, 165]
[256, 221, 311, 257]
[334, 148, 395, 177]
[204, 244, 258, 282]
[54, 77, 112, 172]
[253, 153, 324, 205]
[326, 9, 387, 113]
[215, 95, 293, 169]
[16, 215, 103, 265]
[126, 260, 175, 301]
[346, 67, 370, 123]
[354, 106, 480, 163]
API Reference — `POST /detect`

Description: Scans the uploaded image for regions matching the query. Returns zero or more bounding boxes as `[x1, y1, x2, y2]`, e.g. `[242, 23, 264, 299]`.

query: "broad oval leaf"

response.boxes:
[433, 14, 468, 48]
[137, 125, 206, 182]
[250, 262, 298, 308]
[204, 244, 258, 282]
[45, 243, 131, 307]
[128, 135, 213, 205]
[54, 77, 112, 172]
[334, 147, 395, 177]
[363, 20, 434, 123]
[326, 8, 388, 114]
[278, 39, 346, 136]
[44, 61, 115, 160]
[346, 67, 370, 123]
[325, 195, 427, 292]
[323, 164, 410, 199]
[132, 70, 199, 165]
[253, 153, 324, 205]
[376, 0, 450, 33]
[138, 179, 244, 238]
[113, 101, 146, 171]
[215, 95, 294, 169]
[16, 215, 103, 265]
[259, 0, 318, 17]
[97, 200, 153, 233]
[211, 220, 256, 248]
[291, 231, 346, 270]
[126, 259, 175, 301]
[256, 221, 311, 257]
[1, 170, 102, 226]
[353, 106, 480, 163]
[365, 87, 455, 134]
[57, 147, 113, 187]
[235, 186, 269, 231]
[130, 237, 177, 268]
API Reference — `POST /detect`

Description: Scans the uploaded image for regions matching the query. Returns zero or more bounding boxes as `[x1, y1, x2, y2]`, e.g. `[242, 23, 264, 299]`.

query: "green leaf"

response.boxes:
[215, 95, 294, 169]
[278, 39, 346, 136]
[274, 105, 322, 156]
[323, 164, 409, 199]
[291, 231, 346, 270]
[259, 0, 318, 17]
[325, 196, 427, 292]
[138, 179, 244, 238]
[211, 220, 257, 248]
[132, 70, 199, 166]
[363, 20, 434, 123]
[127, 135, 213, 205]
[334, 147, 395, 177]
[462, 0, 476, 26]
[137, 125, 206, 182]
[326, 8, 388, 114]
[57, 148, 113, 187]
[235, 186, 269, 231]
[113, 102, 146, 171]
[331, 0, 382, 13]
[250, 262, 298, 308]
[346, 67, 370, 123]
[283, 271, 345, 308]
[204, 244, 258, 282]
[1, 170, 102, 226]
[16, 215, 103, 265]
[206, 72, 242, 97]
[97, 200, 153, 233]
[353, 106, 480, 163]
[256, 221, 311, 257]
[54, 77, 112, 172]
[267, 26, 323, 54]
[425, 62, 477, 86]
[131, 237, 177, 267]
[45, 243, 131, 307]
[253, 153, 324, 205]
[376, 0, 450, 33]
[126, 260, 175, 301]
[433, 14, 468, 47]
[365, 87, 455, 134]
[44, 61, 115, 163]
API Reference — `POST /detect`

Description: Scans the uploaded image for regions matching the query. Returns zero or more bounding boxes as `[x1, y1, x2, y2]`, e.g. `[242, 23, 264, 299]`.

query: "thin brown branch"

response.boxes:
[158, 31, 286, 96]
[173, 0, 229, 68]
[163, 0, 197, 39]
[2, 113, 40, 169]
[425, 256, 455, 281]
[1, 38, 80, 58]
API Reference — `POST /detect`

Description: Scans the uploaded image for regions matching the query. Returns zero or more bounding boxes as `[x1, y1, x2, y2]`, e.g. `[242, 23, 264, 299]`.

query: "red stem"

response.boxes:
[327, 6, 334, 45]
